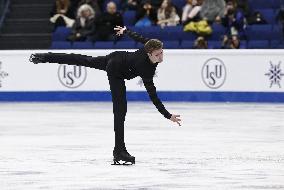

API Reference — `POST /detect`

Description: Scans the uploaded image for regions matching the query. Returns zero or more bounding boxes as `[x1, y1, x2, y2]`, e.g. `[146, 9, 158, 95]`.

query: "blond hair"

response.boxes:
[77, 4, 95, 18]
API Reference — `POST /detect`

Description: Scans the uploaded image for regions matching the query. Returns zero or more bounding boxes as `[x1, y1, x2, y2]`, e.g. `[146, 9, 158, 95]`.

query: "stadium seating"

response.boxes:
[114, 41, 136, 49]
[94, 41, 114, 49]
[123, 10, 136, 26]
[50, 41, 72, 49]
[247, 40, 270, 48]
[52, 26, 71, 41]
[72, 41, 93, 49]
[49, 0, 283, 49]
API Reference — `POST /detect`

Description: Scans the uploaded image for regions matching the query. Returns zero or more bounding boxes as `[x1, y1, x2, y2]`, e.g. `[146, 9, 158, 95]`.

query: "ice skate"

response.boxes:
[112, 149, 135, 165]
[29, 53, 46, 64]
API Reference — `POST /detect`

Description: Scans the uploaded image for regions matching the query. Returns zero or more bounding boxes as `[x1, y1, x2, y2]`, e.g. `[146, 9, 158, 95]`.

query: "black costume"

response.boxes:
[30, 29, 172, 164]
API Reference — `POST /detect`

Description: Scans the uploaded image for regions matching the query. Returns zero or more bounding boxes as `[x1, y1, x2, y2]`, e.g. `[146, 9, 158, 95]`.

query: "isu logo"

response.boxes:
[58, 65, 87, 88]
[202, 58, 226, 89]
[265, 61, 284, 88]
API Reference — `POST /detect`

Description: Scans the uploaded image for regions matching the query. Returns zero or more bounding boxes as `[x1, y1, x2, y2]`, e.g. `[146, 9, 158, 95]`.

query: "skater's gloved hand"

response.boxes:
[29, 53, 46, 64]
[114, 26, 127, 36]
[170, 114, 181, 126]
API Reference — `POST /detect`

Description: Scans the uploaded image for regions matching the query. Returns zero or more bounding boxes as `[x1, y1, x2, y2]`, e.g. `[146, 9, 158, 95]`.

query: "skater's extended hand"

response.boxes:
[170, 114, 181, 126]
[114, 26, 127, 36]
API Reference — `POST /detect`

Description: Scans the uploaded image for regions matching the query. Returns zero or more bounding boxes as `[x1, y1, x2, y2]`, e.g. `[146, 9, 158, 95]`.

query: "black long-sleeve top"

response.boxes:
[38, 29, 171, 119]
[107, 29, 171, 119]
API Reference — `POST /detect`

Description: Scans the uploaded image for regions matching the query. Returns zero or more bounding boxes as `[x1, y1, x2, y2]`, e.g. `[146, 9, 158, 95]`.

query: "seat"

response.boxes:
[72, 42, 94, 49]
[179, 32, 197, 41]
[93, 41, 114, 49]
[207, 41, 222, 49]
[240, 40, 247, 49]
[247, 40, 270, 48]
[247, 25, 273, 40]
[52, 26, 71, 41]
[180, 40, 194, 49]
[123, 10, 136, 26]
[114, 41, 136, 49]
[50, 41, 72, 49]
[270, 40, 284, 48]
[249, 0, 271, 9]
[163, 40, 180, 49]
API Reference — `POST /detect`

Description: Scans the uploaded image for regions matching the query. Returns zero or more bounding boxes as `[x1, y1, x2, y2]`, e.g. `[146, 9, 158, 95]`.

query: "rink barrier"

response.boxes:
[0, 49, 284, 102]
[0, 91, 284, 102]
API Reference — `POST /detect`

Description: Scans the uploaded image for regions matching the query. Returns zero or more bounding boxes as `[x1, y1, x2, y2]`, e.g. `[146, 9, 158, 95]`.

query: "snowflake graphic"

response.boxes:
[265, 61, 284, 88]
[0, 61, 9, 87]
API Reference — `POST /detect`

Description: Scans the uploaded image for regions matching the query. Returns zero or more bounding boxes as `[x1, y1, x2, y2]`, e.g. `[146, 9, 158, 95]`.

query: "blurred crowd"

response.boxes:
[49, 0, 283, 49]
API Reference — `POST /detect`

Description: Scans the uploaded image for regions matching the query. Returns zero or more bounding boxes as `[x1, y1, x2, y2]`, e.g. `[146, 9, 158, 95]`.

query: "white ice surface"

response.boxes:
[0, 102, 284, 190]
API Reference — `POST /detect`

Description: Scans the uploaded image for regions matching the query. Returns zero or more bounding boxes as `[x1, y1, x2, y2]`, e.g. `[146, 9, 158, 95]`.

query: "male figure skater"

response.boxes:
[29, 26, 181, 165]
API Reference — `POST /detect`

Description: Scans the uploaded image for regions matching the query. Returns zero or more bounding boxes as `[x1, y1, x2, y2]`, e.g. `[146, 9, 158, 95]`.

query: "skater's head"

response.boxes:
[145, 39, 164, 63]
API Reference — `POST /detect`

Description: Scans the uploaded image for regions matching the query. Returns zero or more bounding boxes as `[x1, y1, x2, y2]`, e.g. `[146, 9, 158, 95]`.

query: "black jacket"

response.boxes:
[35, 30, 171, 119]
[106, 29, 171, 119]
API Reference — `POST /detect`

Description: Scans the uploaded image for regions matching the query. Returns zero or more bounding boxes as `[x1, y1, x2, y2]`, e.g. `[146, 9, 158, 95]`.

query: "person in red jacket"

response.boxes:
[29, 26, 182, 165]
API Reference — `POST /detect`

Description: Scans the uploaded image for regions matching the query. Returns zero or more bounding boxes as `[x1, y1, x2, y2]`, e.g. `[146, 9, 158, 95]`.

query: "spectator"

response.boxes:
[121, 0, 141, 11]
[199, 0, 226, 23]
[92, 1, 123, 41]
[221, 34, 240, 48]
[67, 4, 95, 41]
[193, 36, 208, 48]
[135, 0, 157, 27]
[50, 0, 75, 28]
[247, 11, 267, 25]
[222, 4, 245, 38]
[157, 0, 180, 28]
[181, 0, 203, 25]
[77, 0, 102, 17]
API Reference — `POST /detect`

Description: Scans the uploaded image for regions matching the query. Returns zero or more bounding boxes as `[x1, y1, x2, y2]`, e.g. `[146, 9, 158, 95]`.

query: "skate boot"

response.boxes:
[112, 149, 135, 165]
[29, 53, 46, 64]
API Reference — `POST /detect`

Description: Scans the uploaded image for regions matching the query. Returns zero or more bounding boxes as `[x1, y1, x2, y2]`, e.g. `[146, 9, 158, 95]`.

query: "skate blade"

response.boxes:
[111, 160, 134, 165]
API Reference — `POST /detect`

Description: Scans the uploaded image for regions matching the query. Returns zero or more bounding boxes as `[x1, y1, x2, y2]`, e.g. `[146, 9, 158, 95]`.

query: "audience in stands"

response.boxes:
[135, 0, 157, 27]
[181, 0, 203, 25]
[50, 0, 282, 49]
[199, 0, 226, 23]
[221, 34, 240, 49]
[50, 0, 75, 28]
[157, 0, 180, 28]
[92, 1, 123, 41]
[67, 4, 95, 41]
[193, 36, 208, 48]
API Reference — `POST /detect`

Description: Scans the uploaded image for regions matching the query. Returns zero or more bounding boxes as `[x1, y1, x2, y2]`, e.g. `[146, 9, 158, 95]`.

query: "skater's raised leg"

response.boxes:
[108, 75, 135, 165]
[29, 52, 108, 71]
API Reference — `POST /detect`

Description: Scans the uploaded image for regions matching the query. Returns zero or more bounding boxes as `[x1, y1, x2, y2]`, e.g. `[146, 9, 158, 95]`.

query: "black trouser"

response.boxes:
[45, 53, 126, 152]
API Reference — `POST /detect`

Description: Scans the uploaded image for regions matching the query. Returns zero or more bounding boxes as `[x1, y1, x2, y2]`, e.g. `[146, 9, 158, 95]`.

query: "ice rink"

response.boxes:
[0, 102, 284, 190]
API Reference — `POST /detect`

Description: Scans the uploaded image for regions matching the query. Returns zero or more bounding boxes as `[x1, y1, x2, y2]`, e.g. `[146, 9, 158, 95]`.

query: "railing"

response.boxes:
[0, 0, 9, 29]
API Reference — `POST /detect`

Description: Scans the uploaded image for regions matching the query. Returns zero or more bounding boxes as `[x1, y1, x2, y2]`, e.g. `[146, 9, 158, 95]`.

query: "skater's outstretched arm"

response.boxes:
[143, 78, 181, 126]
[114, 26, 150, 44]
[29, 52, 105, 69]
